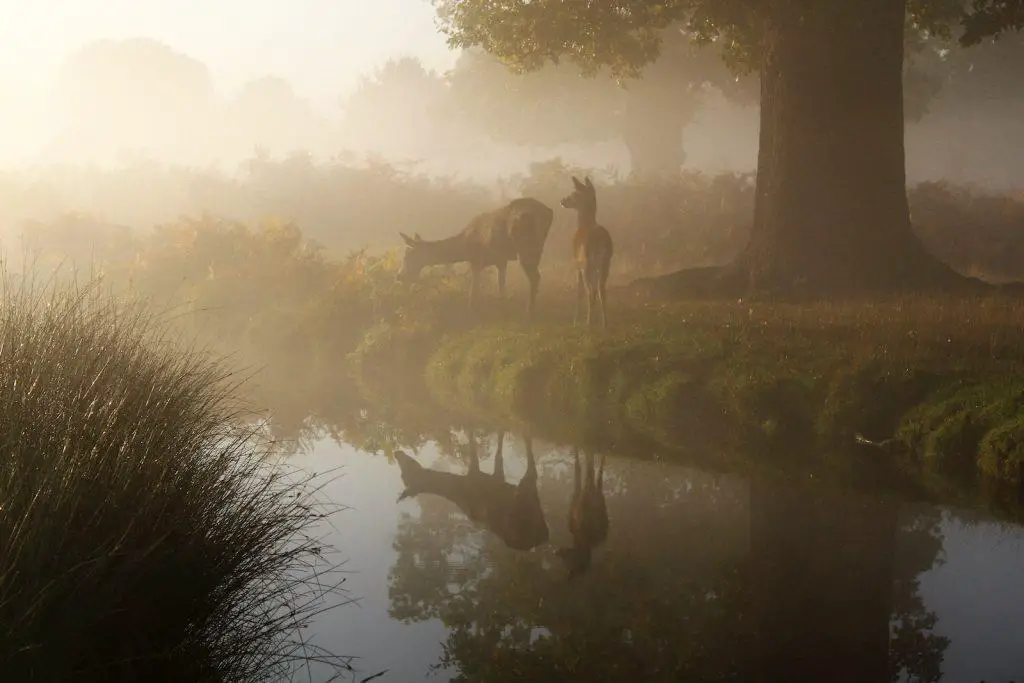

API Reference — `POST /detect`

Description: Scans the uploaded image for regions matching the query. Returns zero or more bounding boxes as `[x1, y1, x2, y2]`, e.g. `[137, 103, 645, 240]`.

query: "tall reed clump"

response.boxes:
[0, 273, 349, 681]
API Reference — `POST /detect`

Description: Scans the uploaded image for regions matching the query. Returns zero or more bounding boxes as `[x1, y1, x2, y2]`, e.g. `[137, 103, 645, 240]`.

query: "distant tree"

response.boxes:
[433, 0, 1024, 296]
[444, 35, 757, 178]
[54, 38, 217, 163]
[226, 76, 327, 157]
[341, 57, 466, 160]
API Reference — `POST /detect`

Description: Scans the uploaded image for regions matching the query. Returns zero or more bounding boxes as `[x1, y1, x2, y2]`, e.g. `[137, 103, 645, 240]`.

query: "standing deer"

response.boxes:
[397, 197, 553, 321]
[560, 176, 613, 330]
[394, 431, 549, 552]
[556, 447, 609, 579]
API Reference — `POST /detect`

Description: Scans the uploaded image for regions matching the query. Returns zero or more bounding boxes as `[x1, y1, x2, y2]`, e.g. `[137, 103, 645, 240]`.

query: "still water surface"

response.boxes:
[297, 431, 1024, 683]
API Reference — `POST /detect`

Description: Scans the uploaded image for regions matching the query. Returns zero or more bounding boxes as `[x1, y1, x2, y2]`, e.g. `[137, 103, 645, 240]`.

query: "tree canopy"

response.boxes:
[433, 0, 1013, 79]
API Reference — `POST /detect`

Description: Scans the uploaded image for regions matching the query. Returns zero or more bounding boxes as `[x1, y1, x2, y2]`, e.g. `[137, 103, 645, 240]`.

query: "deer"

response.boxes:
[397, 197, 554, 322]
[560, 176, 613, 330]
[394, 430, 549, 552]
[556, 446, 609, 579]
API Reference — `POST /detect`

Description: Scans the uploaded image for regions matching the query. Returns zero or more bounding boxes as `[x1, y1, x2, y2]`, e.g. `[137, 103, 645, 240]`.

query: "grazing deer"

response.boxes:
[560, 176, 613, 330]
[556, 447, 608, 579]
[397, 197, 553, 321]
[394, 431, 549, 551]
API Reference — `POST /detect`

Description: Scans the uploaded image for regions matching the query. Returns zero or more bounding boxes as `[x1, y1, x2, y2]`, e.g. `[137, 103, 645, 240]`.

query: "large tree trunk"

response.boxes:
[630, 0, 977, 299]
[744, 0, 952, 294]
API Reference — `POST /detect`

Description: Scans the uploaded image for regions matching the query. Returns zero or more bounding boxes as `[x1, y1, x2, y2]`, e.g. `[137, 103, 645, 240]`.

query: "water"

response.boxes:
[296, 430, 1024, 683]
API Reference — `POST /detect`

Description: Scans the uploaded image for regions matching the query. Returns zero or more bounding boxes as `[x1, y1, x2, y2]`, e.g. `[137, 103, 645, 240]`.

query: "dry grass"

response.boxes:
[0, 271, 352, 681]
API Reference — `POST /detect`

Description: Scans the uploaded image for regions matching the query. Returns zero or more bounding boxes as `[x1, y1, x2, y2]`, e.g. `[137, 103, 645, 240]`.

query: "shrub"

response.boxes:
[0, 273, 348, 681]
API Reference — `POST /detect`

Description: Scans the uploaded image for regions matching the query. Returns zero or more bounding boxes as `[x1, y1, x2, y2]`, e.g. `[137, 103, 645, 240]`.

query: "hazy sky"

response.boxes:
[0, 0, 457, 107]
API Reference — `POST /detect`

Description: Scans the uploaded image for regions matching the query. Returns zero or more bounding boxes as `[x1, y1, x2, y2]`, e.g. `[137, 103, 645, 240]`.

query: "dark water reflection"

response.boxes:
[299, 431, 1024, 683]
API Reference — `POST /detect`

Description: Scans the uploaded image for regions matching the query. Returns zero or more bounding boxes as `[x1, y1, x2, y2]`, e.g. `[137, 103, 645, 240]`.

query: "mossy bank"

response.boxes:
[414, 297, 1024, 497]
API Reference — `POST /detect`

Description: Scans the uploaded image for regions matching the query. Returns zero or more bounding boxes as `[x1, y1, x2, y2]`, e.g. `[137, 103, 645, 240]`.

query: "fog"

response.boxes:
[0, 38, 760, 179]
[1, 1, 1023, 273]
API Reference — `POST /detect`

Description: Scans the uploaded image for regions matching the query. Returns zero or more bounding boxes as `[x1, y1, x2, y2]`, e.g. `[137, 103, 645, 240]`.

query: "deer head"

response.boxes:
[560, 176, 597, 213]
[397, 231, 428, 282]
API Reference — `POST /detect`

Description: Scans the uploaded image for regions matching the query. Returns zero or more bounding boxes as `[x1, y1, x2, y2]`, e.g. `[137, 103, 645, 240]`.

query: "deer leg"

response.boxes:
[467, 430, 480, 474]
[469, 266, 481, 313]
[597, 272, 608, 332]
[583, 450, 595, 491]
[523, 433, 537, 479]
[522, 261, 540, 324]
[587, 276, 597, 329]
[492, 431, 506, 480]
[572, 447, 582, 496]
[574, 270, 585, 327]
[596, 451, 605, 492]
[496, 263, 507, 300]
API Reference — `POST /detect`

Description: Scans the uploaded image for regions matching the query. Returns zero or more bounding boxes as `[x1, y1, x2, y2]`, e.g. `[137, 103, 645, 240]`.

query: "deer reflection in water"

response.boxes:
[556, 447, 609, 579]
[394, 431, 550, 551]
[395, 435, 610, 576]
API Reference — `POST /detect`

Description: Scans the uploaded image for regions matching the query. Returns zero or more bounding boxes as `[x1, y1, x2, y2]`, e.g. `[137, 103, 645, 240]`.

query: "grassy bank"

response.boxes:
[16, 171, 1024, 503]
[0, 275, 349, 681]
[421, 297, 1024, 497]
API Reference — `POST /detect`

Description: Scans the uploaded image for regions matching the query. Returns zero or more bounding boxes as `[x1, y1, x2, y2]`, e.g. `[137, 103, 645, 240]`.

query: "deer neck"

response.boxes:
[575, 207, 598, 231]
[421, 233, 470, 266]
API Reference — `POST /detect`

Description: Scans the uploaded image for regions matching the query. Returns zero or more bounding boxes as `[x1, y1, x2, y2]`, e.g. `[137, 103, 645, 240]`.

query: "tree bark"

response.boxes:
[629, 0, 978, 300]
[742, 0, 958, 294]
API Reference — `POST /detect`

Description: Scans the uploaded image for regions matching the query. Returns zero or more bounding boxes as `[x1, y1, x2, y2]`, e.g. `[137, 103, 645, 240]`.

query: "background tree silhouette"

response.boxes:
[225, 76, 331, 158]
[54, 38, 217, 164]
[444, 35, 757, 178]
[341, 56, 477, 162]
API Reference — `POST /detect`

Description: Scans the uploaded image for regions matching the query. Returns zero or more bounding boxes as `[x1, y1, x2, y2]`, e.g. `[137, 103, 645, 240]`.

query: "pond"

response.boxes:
[295, 429, 1024, 683]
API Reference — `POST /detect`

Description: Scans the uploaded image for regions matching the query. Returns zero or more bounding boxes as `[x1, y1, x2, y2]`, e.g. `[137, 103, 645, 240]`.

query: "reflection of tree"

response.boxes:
[750, 480, 894, 681]
[390, 444, 750, 681]
[389, 494, 489, 624]
[890, 506, 949, 683]
[386, 440, 949, 681]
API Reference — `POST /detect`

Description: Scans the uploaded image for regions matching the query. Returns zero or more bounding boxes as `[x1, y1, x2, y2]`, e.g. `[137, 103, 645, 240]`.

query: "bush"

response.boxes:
[0, 273, 348, 681]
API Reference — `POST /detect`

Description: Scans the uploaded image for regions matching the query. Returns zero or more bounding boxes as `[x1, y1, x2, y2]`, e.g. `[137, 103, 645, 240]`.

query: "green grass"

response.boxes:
[410, 294, 1024, 493]
[0, 273, 350, 681]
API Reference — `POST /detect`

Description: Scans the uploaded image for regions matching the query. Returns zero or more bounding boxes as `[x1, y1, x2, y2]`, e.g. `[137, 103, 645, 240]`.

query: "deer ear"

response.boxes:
[571, 176, 584, 190]
[399, 232, 416, 247]
[584, 176, 594, 189]
[414, 232, 423, 241]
